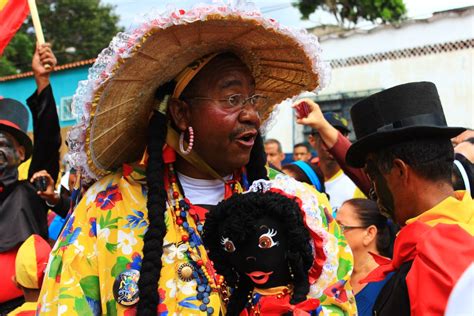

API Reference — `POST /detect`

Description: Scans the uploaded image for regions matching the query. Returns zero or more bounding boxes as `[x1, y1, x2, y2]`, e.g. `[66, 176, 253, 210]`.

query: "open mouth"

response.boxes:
[235, 130, 257, 147]
[246, 271, 273, 285]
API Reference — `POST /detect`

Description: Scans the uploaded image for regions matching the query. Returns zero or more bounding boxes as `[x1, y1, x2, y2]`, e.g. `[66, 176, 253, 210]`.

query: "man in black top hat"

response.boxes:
[0, 44, 62, 313]
[346, 81, 474, 315]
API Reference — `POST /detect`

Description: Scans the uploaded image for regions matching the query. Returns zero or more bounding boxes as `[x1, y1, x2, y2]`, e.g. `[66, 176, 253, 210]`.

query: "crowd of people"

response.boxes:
[0, 2, 473, 316]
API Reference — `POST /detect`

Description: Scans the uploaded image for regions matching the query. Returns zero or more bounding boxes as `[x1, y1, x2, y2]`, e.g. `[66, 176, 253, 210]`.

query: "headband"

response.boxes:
[172, 53, 220, 99]
[292, 161, 323, 192]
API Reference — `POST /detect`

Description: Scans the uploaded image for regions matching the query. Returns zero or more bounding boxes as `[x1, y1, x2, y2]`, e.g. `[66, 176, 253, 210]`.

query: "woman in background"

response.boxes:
[336, 198, 398, 316]
[282, 161, 326, 194]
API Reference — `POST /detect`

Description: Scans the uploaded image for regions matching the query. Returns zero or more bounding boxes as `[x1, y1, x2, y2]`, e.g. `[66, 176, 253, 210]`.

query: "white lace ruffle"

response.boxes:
[67, 0, 330, 182]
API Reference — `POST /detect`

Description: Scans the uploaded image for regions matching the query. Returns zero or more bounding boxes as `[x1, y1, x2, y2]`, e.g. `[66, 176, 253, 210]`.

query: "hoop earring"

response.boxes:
[179, 126, 194, 155]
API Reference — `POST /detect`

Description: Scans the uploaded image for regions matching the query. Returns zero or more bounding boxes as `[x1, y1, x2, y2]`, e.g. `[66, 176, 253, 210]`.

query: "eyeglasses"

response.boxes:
[185, 94, 269, 114]
[338, 223, 368, 233]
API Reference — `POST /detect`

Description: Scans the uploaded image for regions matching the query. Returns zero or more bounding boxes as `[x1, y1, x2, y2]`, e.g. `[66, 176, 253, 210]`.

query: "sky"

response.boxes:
[102, 0, 474, 30]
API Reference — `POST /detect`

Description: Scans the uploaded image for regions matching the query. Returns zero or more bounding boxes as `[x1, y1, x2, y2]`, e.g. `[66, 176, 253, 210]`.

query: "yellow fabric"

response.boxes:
[353, 187, 366, 199]
[8, 302, 37, 316]
[17, 158, 31, 181]
[39, 168, 357, 315]
[16, 234, 51, 290]
[405, 191, 474, 235]
[16, 236, 40, 289]
[39, 169, 224, 315]
[0, 0, 8, 11]
[172, 53, 219, 99]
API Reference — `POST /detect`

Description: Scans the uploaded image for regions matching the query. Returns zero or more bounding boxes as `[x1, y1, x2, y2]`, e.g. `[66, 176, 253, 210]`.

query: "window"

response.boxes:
[298, 89, 382, 143]
[59, 96, 76, 121]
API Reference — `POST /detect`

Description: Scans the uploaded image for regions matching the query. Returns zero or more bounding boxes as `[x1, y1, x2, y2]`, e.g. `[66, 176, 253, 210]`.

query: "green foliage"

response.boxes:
[1, 0, 123, 76]
[0, 33, 34, 76]
[294, 0, 406, 26]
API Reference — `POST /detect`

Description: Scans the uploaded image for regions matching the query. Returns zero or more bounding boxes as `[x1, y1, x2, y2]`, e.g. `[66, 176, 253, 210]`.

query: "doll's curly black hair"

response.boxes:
[202, 191, 314, 315]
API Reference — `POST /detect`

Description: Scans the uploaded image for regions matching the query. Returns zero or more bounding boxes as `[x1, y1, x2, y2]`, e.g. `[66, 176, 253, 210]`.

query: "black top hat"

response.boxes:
[0, 98, 33, 161]
[346, 82, 465, 168]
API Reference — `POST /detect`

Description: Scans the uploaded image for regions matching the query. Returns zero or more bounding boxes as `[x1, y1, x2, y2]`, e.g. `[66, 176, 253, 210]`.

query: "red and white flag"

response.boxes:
[0, 0, 29, 55]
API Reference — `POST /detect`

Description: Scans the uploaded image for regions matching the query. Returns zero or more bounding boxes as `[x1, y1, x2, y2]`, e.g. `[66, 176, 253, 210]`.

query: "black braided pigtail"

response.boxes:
[245, 132, 268, 184]
[287, 251, 310, 304]
[226, 277, 253, 316]
[137, 85, 172, 315]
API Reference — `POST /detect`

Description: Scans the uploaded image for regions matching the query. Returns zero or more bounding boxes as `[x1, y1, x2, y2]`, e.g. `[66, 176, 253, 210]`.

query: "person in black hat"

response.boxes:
[344, 81, 474, 315]
[0, 43, 62, 314]
[304, 107, 365, 216]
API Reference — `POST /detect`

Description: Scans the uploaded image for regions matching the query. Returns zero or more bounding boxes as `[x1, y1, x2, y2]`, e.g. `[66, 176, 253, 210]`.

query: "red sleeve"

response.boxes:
[406, 223, 474, 316]
[327, 132, 371, 195]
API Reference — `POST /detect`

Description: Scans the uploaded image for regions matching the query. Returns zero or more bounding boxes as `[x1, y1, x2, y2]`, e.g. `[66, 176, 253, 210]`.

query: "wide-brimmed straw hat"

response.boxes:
[68, 2, 330, 180]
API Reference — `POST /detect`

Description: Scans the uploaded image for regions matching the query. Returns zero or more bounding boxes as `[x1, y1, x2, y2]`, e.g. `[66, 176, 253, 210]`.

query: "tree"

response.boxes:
[294, 0, 406, 27]
[1, 0, 123, 76]
[0, 33, 34, 75]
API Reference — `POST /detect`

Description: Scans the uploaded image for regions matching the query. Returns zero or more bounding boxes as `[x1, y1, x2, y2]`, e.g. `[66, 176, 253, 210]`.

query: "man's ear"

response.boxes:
[168, 98, 191, 131]
[392, 158, 409, 184]
[279, 152, 286, 161]
[16, 145, 25, 162]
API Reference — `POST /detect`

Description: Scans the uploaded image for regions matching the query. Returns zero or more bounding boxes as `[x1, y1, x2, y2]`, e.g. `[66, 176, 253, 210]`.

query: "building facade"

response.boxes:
[267, 6, 474, 153]
[1, 7, 472, 156]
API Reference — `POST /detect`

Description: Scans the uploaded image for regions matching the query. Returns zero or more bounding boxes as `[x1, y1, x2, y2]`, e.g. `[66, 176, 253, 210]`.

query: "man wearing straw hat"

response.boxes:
[39, 2, 356, 315]
[0, 44, 61, 314]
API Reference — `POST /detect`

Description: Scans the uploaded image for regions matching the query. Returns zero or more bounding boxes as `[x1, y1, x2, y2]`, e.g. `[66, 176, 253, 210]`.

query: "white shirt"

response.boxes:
[177, 172, 231, 206]
[325, 169, 364, 216]
[445, 263, 474, 316]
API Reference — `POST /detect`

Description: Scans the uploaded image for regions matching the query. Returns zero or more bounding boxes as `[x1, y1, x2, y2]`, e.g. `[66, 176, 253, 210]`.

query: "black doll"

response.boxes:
[203, 190, 322, 315]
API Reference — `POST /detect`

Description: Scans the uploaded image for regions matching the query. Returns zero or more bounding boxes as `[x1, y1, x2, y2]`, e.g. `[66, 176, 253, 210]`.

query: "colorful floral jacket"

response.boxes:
[38, 167, 356, 315]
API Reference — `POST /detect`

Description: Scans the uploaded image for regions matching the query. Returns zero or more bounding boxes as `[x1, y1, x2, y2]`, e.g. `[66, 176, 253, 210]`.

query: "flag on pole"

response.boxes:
[0, 0, 29, 55]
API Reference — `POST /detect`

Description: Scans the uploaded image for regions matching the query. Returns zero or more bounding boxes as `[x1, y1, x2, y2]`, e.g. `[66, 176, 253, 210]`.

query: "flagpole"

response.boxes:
[27, 0, 51, 69]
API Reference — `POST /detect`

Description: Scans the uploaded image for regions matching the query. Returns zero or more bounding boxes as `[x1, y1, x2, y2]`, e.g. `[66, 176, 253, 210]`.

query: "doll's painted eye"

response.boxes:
[220, 237, 236, 253]
[258, 228, 279, 249]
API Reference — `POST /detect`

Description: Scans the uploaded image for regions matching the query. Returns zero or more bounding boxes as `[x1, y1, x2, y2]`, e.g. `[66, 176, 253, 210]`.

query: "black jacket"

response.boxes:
[0, 85, 61, 252]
